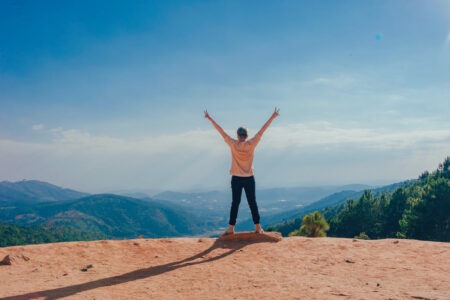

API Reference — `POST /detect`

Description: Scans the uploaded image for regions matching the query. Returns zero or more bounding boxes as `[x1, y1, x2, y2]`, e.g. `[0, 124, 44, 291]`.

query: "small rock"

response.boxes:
[133, 242, 139, 246]
[0, 255, 13, 266]
[345, 259, 355, 263]
[352, 239, 358, 242]
[63, 273, 68, 276]
[377, 283, 380, 287]
[154, 255, 159, 258]
[393, 240, 399, 244]
[81, 264, 93, 272]
[0, 254, 30, 265]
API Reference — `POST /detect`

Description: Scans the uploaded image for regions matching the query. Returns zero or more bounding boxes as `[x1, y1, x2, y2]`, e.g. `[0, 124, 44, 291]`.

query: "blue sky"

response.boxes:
[1, 1, 449, 192]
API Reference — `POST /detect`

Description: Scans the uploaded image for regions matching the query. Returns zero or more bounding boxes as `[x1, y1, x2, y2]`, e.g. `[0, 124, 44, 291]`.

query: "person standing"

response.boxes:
[204, 108, 280, 235]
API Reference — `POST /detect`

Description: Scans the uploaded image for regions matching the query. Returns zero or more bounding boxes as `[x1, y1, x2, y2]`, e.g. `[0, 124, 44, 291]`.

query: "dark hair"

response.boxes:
[237, 127, 248, 137]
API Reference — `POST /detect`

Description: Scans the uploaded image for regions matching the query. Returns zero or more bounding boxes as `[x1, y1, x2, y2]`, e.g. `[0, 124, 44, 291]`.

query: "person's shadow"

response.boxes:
[1, 238, 276, 300]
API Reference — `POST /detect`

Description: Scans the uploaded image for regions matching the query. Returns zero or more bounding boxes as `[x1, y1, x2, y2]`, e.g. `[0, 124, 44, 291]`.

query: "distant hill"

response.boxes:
[0, 181, 210, 241]
[154, 185, 372, 212]
[325, 158, 450, 241]
[153, 184, 372, 231]
[243, 190, 360, 231]
[267, 157, 450, 241]
[0, 194, 204, 240]
[0, 179, 380, 243]
[0, 180, 88, 204]
[259, 181, 413, 235]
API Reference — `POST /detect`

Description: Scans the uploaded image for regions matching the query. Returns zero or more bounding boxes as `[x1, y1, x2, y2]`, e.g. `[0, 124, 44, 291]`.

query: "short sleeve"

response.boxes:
[248, 132, 262, 147]
[223, 133, 234, 146]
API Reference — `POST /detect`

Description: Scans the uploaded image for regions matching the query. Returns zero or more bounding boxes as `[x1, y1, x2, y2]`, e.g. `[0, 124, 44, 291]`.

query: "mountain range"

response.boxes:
[0, 179, 388, 245]
[146, 184, 371, 232]
[238, 180, 412, 231]
[0, 181, 204, 240]
[0, 180, 88, 204]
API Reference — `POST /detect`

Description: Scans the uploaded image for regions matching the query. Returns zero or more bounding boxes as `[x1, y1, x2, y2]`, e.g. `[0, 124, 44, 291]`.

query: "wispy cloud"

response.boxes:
[47, 127, 224, 156]
[302, 74, 357, 89]
[23, 122, 450, 156]
[1, 122, 449, 191]
[264, 122, 450, 150]
[31, 124, 45, 131]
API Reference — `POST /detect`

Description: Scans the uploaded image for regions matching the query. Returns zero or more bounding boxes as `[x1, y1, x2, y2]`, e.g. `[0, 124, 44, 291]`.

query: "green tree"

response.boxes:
[289, 211, 329, 237]
[354, 232, 370, 240]
[400, 176, 450, 241]
[276, 157, 450, 242]
[383, 188, 407, 237]
[437, 156, 450, 179]
[328, 190, 376, 238]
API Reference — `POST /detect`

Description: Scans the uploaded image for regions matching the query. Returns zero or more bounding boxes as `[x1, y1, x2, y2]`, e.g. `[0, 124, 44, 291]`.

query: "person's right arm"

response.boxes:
[247, 107, 279, 147]
[204, 110, 233, 143]
[254, 107, 280, 139]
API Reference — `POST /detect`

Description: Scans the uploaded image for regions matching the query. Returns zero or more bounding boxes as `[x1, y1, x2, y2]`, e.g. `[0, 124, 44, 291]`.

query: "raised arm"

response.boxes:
[204, 109, 232, 142]
[256, 107, 280, 137]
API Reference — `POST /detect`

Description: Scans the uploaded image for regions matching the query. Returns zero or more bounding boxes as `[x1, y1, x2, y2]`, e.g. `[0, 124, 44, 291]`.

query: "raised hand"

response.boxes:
[205, 109, 231, 141]
[256, 107, 280, 137]
[204, 109, 211, 120]
[271, 107, 280, 119]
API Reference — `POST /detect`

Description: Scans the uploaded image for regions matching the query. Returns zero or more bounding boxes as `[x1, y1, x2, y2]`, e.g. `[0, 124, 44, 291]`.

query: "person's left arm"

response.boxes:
[249, 107, 280, 145]
[204, 109, 233, 144]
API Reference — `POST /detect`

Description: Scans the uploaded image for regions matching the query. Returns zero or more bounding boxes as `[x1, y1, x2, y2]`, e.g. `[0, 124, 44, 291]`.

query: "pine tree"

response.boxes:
[289, 211, 329, 237]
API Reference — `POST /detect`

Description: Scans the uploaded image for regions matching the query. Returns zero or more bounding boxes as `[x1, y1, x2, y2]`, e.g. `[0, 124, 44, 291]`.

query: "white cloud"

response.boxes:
[302, 74, 356, 89]
[29, 122, 450, 155]
[263, 122, 450, 150]
[1, 122, 449, 192]
[31, 124, 45, 131]
[47, 127, 225, 156]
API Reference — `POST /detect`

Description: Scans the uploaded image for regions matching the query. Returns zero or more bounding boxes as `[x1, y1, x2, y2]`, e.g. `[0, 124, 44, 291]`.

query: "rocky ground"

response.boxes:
[0, 234, 449, 299]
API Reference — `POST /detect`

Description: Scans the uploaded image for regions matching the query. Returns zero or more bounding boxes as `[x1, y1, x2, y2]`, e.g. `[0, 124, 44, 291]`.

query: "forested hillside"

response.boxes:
[0, 222, 104, 247]
[328, 157, 449, 241]
[269, 157, 450, 242]
[0, 194, 205, 247]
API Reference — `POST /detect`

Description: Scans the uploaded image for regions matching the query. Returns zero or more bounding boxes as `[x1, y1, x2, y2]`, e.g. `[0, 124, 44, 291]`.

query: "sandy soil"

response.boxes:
[0, 235, 449, 300]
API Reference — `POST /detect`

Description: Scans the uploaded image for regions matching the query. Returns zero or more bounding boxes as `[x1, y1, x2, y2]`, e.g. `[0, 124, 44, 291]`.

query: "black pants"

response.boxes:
[229, 175, 261, 226]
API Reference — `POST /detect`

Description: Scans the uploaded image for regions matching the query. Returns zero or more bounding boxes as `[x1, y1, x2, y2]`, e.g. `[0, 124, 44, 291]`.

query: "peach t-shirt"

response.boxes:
[223, 133, 262, 177]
